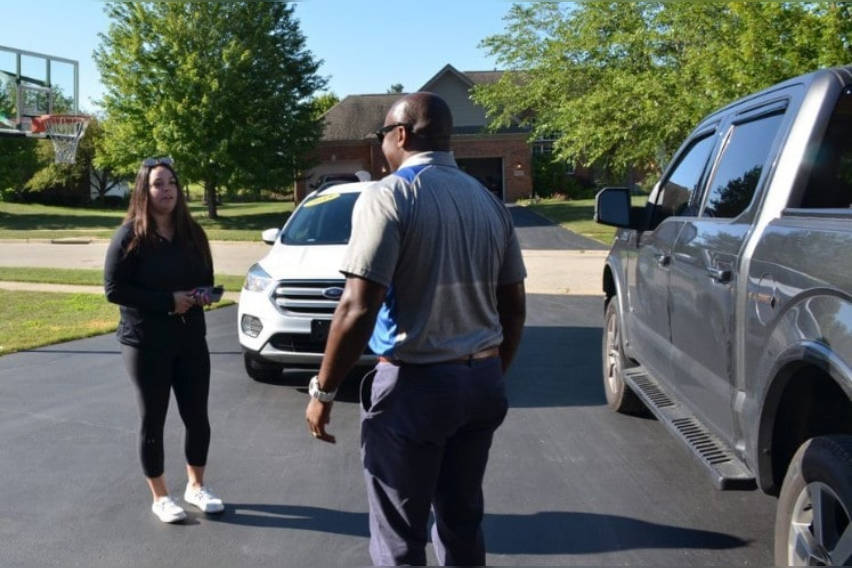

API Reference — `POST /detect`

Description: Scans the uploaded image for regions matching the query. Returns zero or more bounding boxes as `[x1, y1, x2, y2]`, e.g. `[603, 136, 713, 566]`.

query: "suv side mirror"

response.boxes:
[261, 228, 280, 245]
[595, 187, 632, 227]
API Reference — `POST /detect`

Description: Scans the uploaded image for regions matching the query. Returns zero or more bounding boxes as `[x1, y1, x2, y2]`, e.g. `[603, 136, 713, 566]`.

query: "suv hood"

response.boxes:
[259, 243, 347, 281]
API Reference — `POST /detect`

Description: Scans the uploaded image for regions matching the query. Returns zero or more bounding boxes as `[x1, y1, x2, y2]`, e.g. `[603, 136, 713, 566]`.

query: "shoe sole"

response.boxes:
[153, 512, 186, 523]
[184, 500, 224, 514]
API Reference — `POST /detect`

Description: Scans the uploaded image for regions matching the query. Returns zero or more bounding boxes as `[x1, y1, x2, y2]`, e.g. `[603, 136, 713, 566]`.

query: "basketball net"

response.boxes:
[31, 115, 90, 165]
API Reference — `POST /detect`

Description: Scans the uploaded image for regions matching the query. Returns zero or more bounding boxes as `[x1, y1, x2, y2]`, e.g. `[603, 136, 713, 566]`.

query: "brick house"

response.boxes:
[296, 64, 533, 203]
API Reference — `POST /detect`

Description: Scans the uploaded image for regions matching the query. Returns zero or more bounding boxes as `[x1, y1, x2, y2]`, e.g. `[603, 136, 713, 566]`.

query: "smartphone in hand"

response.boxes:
[194, 285, 225, 303]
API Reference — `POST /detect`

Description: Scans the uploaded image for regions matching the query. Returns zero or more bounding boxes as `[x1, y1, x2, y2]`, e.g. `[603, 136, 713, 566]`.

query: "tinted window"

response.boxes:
[654, 134, 716, 224]
[282, 192, 360, 245]
[703, 112, 784, 218]
[800, 89, 852, 209]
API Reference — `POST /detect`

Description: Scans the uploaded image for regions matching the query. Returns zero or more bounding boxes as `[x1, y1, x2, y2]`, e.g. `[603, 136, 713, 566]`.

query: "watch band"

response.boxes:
[308, 375, 337, 402]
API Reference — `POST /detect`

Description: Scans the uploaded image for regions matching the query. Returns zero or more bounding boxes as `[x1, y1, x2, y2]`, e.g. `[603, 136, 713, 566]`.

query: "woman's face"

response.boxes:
[148, 166, 178, 217]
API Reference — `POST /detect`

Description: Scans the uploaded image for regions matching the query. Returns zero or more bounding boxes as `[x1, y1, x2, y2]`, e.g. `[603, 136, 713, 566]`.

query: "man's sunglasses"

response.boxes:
[374, 122, 412, 142]
[142, 156, 174, 167]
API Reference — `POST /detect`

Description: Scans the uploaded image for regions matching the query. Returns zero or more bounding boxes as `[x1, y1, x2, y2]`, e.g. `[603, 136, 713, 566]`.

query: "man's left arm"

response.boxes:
[305, 275, 386, 443]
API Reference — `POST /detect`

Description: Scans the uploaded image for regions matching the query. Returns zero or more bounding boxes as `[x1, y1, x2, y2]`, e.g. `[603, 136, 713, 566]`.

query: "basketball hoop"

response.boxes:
[31, 114, 90, 165]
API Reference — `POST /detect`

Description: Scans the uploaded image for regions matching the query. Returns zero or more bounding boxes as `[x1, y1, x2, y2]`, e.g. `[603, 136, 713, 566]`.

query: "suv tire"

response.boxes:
[243, 353, 284, 382]
[774, 435, 852, 566]
[602, 298, 645, 414]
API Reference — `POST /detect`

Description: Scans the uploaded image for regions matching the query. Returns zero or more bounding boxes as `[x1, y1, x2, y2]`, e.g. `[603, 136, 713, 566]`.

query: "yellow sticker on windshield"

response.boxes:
[304, 193, 341, 208]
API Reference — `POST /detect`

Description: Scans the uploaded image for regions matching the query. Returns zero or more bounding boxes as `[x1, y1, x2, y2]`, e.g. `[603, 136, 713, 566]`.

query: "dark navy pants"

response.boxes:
[360, 358, 508, 566]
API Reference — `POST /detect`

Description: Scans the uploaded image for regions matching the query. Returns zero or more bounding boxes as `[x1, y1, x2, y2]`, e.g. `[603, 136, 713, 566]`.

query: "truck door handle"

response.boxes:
[706, 267, 731, 283]
[655, 254, 671, 267]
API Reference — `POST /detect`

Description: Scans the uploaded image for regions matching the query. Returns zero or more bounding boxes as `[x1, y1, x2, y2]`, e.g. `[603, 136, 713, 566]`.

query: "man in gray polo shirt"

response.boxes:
[305, 91, 526, 566]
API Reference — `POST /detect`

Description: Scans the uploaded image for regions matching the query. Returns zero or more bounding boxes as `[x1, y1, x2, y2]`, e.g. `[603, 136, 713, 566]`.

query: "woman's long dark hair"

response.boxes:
[124, 161, 213, 269]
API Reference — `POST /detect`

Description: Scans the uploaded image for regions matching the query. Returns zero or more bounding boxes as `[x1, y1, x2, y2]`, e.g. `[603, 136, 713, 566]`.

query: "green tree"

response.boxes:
[475, 1, 852, 182]
[310, 91, 340, 119]
[0, 138, 41, 201]
[387, 83, 404, 94]
[94, 2, 326, 217]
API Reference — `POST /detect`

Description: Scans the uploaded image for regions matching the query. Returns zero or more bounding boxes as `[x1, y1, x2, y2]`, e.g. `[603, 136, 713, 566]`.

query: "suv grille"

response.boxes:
[272, 279, 345, 315]
[268, 333, 374, 355]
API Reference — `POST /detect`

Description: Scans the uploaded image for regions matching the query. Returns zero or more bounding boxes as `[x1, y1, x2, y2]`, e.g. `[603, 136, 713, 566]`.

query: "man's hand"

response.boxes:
[305, 398, 336, 443]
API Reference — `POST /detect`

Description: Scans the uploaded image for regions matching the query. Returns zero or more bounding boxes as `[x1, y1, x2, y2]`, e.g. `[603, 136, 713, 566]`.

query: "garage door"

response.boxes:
[457, 158, 503, 201]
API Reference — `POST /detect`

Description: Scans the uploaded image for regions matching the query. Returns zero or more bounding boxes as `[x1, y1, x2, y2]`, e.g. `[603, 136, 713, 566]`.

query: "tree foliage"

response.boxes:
[94, 1, 326, 217]
[475, 1, 852, 182]
[387, 83, 404, 94]
[0, 138, 41, 201]
[310, 92, 340, 119]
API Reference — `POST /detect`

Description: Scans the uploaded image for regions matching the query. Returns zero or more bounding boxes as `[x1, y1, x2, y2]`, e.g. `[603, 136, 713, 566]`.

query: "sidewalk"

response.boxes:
[0, 245, 605, 297]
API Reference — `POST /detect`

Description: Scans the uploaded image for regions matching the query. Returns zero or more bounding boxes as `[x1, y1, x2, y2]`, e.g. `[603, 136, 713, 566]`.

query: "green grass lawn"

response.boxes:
[0, 288, 235, 355]
[0, 291, 120, 355]
[0, 267, 246, 290]
[0, 200, 293, 241]
[521, 195, 647, 244]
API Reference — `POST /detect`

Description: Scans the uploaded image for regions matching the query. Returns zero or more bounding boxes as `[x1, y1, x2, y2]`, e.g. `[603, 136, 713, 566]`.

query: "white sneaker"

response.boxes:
[151, 496, 186, 523]
[184, 484, 224, 514]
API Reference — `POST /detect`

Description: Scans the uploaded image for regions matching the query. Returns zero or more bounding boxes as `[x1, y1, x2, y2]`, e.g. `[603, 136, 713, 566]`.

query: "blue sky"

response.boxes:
[0, 0, 519, 114]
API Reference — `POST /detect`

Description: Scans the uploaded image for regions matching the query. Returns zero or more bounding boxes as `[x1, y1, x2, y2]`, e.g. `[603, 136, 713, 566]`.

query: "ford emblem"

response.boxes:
[322, 287, 344, 300]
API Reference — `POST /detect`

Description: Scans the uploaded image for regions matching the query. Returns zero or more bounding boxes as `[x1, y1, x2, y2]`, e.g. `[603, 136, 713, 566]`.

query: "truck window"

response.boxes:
[800, 88, 852, 209]
[702, 112, 785, 218]
[652, 133, 716, 226]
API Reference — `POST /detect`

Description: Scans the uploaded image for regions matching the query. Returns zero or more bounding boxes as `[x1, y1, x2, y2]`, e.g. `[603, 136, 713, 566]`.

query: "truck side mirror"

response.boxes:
[595, 187, 633, 227]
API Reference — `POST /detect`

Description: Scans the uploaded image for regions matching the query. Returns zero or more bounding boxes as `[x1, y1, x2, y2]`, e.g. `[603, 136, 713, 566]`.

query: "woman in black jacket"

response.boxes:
[104, 158, 224, 523]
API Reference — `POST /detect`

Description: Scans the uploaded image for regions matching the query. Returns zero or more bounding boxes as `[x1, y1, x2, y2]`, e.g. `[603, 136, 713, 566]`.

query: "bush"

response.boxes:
[532, 154, 597, 199]
[101, 194, 129, 209]
[22, 184, 89, 206]
[0, 187, 19, 202]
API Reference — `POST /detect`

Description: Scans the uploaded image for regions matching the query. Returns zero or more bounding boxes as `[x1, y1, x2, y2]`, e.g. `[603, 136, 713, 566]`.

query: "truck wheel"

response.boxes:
[602, 298, 645, 414]
[774, 435, 852, 566]
[243, 353, 283, 382]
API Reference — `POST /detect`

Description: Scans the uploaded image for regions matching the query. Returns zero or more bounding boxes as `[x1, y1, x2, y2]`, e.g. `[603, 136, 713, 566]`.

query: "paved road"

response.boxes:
[0, 298, 777, 567]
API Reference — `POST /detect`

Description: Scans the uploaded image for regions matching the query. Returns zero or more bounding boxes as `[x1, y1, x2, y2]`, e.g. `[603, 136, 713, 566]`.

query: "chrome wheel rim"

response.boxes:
[605, 310, 621, 395]
[788, 481, 852, 565]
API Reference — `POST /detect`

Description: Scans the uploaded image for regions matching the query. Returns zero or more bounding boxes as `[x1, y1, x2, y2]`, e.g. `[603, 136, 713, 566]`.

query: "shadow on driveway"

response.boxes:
[205, 504, 747, 555]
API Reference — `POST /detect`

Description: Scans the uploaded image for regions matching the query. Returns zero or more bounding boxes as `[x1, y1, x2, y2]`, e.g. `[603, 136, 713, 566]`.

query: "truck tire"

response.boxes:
[602, 298, 645, 415]
[774, 435, 852, 566]
[243, 353, 283, 382]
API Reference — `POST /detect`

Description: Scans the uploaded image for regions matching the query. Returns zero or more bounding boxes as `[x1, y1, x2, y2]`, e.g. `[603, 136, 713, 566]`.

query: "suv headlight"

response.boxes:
[244, 263, 273, 292]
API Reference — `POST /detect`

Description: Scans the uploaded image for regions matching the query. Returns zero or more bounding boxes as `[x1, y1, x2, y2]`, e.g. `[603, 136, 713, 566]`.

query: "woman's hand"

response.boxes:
[194, 289, 212, 306]
[172, 291, 196, 314]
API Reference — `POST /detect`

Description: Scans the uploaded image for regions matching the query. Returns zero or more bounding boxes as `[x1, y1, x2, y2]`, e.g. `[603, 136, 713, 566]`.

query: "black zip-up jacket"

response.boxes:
[104, 222, 213, 350]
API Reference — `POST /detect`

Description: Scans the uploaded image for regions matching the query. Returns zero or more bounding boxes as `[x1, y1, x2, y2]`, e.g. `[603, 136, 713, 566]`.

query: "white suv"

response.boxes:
[238, 182, 376, 380]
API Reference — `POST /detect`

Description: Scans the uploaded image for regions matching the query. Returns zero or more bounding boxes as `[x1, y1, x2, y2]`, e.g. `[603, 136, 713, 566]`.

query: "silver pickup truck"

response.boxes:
[595, 66, 851, 565]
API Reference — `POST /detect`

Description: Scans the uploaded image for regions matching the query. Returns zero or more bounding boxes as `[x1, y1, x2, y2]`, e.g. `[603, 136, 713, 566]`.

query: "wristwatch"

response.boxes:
[308, 375, 337, 403]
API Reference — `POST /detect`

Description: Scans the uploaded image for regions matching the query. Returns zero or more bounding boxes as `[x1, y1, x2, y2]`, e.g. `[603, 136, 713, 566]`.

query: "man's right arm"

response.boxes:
[496, 280, 526, 373]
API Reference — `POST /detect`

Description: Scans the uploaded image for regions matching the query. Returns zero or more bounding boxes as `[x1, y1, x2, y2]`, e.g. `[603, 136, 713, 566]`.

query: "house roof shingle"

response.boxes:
[320, 93, 404, 142]
[319, 67, 510, 142]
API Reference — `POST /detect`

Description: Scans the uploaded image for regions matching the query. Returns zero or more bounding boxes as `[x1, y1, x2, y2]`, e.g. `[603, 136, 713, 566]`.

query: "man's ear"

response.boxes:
[396, 124, 410, 150]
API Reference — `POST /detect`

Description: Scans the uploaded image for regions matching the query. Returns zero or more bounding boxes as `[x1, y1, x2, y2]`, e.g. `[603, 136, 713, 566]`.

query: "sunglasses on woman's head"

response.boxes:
[142, 157, 174, 167]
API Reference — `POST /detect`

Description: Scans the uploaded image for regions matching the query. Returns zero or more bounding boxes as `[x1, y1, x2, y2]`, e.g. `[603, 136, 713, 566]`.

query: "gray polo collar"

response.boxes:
[396, 151, 457, 170]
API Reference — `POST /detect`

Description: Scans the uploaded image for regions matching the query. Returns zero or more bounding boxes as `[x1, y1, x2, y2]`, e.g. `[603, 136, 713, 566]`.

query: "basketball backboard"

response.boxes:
[0, 44, 80, 139]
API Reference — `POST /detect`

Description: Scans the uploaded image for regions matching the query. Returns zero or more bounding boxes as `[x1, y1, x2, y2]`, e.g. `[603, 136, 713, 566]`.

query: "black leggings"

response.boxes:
[121, 342, 211, 478]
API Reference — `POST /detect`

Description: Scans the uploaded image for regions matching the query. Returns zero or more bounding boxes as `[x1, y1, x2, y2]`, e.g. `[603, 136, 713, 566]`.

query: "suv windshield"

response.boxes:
[281, 191, 360, 245]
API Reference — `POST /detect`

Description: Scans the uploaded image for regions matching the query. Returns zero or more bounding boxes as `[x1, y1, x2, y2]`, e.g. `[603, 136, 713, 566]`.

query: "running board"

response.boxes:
[622, 367, 756, 490]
